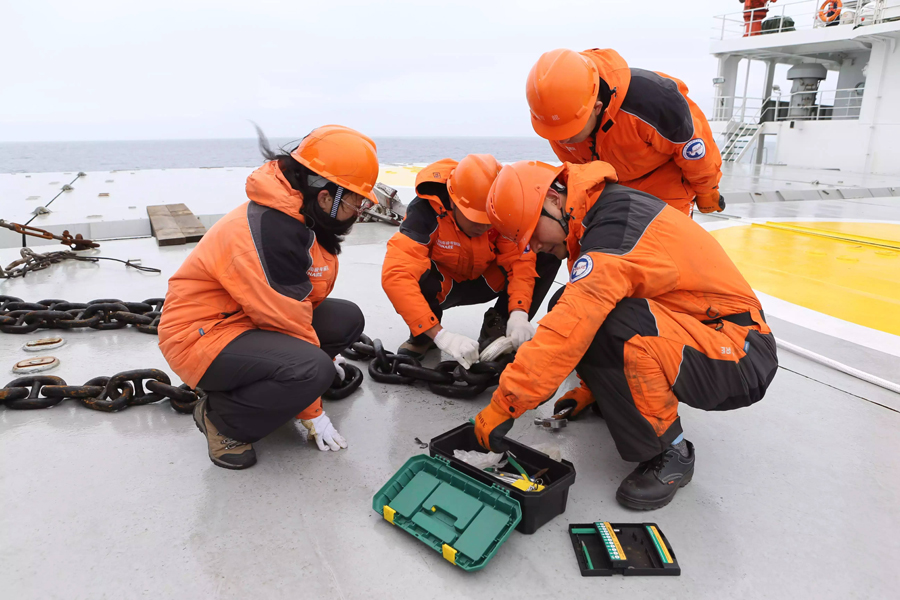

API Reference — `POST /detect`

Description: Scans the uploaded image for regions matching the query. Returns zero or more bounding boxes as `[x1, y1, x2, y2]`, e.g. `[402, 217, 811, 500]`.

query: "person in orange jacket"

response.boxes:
[743, 0, 774, 37]
[381, 154, 560, 366]
[474, 160, 778, 509]
[526, 48, 725, 216]
[159, 125, 380, 469]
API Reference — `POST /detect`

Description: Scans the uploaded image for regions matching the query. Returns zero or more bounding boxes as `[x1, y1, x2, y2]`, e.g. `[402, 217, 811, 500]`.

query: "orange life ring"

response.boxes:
[819, 0, 842, 23]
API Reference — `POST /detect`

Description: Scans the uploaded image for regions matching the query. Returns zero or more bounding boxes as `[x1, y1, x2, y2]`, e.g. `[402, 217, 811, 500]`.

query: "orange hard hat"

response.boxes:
[291, 124, 380, 203]
[447, 154, 502, 224]
[486, 161, 565, 252]
[526, 49, 600, 141]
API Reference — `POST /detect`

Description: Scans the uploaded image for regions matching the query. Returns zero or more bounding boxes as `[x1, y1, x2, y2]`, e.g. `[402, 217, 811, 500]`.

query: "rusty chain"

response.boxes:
[0, 296, 165, 334]
[0, 369, 202, 413]
[341, 334, 515, 399]
[0, 219, 99, 251]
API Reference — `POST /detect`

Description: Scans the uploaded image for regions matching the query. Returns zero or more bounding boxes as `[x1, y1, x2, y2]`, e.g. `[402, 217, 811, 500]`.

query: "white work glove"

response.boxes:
[333, 356, 346, 382]
[505, 310, 535, 349]
[300, 412, 348, 452]
[434, 329, 480, 369]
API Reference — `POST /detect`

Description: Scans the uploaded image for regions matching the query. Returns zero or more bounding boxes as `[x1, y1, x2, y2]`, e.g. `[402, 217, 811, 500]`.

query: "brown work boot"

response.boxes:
[193, 396, 257, 470]
[397, 335, 437, 360]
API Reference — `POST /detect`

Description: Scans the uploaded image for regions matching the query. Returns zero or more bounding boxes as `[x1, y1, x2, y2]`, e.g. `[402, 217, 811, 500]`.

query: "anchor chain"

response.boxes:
[340, 334, 515, 399]
[0, 367, 362, 411]
[0, 296, 165, 334]
[0, 369, 202, 413]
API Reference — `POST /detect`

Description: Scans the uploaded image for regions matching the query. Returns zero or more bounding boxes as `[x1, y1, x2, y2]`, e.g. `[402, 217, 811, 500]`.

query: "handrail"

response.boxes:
[717, 85, 865, 161]
[712, 0, 886, 41]
[713, 87, 864, 123]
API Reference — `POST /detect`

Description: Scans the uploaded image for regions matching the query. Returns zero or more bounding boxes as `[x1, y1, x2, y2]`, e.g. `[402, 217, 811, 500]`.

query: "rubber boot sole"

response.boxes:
[615, 467, 693, 511]
[193, 400, 257, 470]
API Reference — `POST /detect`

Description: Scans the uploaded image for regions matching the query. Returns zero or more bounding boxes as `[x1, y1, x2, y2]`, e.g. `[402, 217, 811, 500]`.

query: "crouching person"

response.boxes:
[158, 125, 379, 469]
[474, 160, 778, 509]
[382, 154, 560, 368]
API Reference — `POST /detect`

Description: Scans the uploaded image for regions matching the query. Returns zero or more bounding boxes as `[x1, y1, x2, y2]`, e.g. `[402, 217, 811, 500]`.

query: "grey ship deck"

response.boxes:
[2, 165, 899, 599]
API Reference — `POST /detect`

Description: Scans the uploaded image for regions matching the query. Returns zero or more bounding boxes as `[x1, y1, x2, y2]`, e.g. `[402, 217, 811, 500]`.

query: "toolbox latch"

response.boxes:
[382, 505, 396, 524]
[441, 544, 457, 565]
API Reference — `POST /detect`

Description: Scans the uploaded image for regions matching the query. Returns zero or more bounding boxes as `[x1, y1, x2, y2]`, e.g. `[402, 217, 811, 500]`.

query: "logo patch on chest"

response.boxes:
[682, 139, 706, 160]
[307, 265, 330, 278]
[570, 255, 594, 283]
[436, 239, 461, 250]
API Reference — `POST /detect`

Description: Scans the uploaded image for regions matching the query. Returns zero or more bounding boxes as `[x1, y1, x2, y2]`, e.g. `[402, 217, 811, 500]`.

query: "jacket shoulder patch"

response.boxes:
[247, 202, 313, 302]
[682, 138, 706, 160]
[579, 184, 665, 257]
[620, 69, 694, 144]
[399, 196, 439, 245]
[570, 255, 593, 282]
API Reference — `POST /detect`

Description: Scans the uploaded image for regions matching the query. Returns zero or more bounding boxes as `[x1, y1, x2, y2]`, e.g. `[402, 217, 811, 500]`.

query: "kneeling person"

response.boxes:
[475, 160, 778, 509]
[159, 125, 379, 469]
[382, 154, 560, 368]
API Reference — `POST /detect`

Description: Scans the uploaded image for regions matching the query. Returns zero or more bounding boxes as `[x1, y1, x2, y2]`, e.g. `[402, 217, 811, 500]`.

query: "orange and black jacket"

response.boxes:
[551, 49, 722, 214]
[159, 161, 337, 387]
[490, 161, 773, 417]
[382, 159, 538, 333]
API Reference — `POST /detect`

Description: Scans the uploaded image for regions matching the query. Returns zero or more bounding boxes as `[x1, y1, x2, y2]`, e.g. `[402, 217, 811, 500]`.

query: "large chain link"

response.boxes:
[0, 296, 164, 334]
[0, 363, 363, 413]
[0, 369, 202, 413]
[341, 334, 515, 399]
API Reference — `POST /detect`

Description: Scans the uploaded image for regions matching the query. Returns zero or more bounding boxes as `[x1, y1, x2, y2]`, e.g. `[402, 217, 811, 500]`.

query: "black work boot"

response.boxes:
[478, 307, 507, 352]
[397, 334, 437, 360]
[616, 440, 694, 510]
[193, 396, 257, 470]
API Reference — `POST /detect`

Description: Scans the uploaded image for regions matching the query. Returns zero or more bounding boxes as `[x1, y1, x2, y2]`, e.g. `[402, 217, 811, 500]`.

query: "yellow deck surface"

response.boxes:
[377, 165, 421, 187]
[711, 221, 900, 336]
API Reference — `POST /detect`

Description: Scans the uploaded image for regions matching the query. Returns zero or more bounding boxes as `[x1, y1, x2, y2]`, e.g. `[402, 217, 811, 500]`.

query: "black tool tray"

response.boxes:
[430, 423, 576, 534]
[568, 522, 680, 576]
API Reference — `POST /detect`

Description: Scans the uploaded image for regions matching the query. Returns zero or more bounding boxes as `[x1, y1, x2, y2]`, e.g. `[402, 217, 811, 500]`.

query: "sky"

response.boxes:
[2, 0, 736, 141]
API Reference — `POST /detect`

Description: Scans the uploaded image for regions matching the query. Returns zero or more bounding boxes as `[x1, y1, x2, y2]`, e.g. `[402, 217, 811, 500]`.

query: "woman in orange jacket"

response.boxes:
[475, 160, 777, 510]
[158, 125, 379, 469]
[526, 48, 725, 216]
[381, 154, 560, 367]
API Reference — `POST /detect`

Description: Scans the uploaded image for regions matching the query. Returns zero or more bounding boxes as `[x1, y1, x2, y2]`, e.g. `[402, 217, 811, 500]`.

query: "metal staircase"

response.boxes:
[721, 122, 761, 162]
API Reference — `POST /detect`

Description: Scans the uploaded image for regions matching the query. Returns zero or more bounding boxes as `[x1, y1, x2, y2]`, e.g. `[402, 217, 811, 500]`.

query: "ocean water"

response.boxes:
[0, 137, 559, 174]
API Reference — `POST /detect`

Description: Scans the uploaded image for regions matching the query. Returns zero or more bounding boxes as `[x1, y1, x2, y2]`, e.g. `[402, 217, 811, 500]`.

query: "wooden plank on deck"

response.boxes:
[147, 204, 206, 246]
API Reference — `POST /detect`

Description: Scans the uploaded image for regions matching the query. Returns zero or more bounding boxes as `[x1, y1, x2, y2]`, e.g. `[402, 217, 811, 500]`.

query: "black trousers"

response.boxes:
[410, 252, 561, 344]
[548, 288, 776, 462]
[198, 298, 365, 443]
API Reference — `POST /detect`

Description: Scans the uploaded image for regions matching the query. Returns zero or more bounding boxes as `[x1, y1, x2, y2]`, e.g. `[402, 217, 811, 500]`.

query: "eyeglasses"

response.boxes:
[337, 195, 373, 216]
[330, 188, 373, 217]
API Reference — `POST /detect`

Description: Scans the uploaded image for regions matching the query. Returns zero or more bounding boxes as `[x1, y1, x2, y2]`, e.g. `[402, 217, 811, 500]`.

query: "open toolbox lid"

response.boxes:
[372, 454, 522, 571]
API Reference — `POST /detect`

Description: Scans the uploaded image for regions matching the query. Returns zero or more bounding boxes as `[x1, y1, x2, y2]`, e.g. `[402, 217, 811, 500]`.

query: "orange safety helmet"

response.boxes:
[291, 124, 380, 203]
[526, 49, 600, 141]
[447, 154, 502, 224]
[486, 161, 565, 252]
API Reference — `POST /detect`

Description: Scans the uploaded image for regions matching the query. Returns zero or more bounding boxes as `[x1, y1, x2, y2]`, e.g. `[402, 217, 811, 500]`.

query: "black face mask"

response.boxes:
[308, 197, 356, 235]
[301, 196, 355, 255]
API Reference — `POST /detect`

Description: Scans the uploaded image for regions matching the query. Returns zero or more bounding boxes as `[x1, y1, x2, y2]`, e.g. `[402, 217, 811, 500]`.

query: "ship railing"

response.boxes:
[712, 0, 886, 41]
[715, 88, 863, 161]
[712, 87, 864, 123]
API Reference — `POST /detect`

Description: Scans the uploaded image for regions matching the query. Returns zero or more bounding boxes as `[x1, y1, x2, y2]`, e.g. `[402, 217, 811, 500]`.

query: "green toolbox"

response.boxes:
[372, 454, 522, 571]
